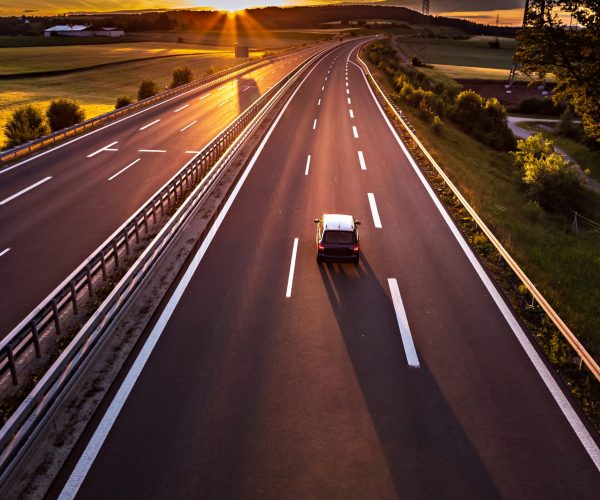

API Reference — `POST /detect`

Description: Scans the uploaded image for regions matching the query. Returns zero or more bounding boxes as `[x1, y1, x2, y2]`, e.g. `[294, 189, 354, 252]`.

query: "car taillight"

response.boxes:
[318, 243, 325, 251]
[353, 244, 359, 253]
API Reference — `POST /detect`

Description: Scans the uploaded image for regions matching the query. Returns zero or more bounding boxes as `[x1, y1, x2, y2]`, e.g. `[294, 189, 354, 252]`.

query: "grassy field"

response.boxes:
[364, 49, 600, 357]
[0, 30, 323, 147]
[0, 48, 264, 147]
[0, 42, 233, 75]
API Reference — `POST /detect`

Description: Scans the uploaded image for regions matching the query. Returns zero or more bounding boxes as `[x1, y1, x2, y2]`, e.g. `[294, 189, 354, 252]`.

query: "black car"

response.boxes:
[314, 213, 361, 264]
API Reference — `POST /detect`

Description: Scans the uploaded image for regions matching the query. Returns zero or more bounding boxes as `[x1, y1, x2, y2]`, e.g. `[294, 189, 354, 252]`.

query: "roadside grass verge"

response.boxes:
[365, 52, 600, 358]
[0, 50, 265, 147]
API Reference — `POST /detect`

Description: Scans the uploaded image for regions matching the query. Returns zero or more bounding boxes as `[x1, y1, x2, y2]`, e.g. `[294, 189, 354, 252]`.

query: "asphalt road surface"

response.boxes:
[51, 40, 600, 499]
[0, 45, 325, 338]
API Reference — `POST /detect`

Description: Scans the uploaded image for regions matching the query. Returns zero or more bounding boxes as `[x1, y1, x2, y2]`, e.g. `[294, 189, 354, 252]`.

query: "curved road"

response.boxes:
[50, 40, 600, 499]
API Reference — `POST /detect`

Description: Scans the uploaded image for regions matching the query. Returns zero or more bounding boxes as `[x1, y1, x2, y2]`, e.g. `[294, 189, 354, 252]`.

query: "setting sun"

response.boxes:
[208, 0, 287, 13]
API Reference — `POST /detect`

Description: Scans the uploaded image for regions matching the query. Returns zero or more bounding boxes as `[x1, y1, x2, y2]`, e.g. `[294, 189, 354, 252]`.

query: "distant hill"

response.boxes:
[1, 5, 519, 38]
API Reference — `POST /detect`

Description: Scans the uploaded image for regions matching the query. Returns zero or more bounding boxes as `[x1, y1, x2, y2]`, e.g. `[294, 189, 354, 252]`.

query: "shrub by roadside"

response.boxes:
[137, 79, 159, 100]
[46, 98, 85, 133]
[4, 105, 49, 149]
[170, 66, 194, 89]
[115, 96, 133, 109]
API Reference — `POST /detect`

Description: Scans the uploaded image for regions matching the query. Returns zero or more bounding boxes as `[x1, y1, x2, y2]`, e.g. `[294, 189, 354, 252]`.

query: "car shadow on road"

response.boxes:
[235, 76, 260, 113]
[317, 253, 501, 499]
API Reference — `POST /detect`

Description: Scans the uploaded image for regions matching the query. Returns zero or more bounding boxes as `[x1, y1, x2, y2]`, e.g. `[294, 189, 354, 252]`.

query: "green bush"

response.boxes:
[4, 105, 49, 149]
[137, 79, 159, 100]
[170, 66, 194, 88]
[115, 96, 133, 109]
[554, 108, 583, 141]
[431, 115, 444, 135]
[512, 133, 584, 213]
[417, 100, 434, 123]
[46, 98, 85, 132]
[451, 90, 484, 133]
[515, 96, 565, 116]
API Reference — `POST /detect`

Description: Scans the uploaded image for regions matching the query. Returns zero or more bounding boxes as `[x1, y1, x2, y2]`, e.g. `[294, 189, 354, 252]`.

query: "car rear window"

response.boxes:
[323, 230, 354, 244]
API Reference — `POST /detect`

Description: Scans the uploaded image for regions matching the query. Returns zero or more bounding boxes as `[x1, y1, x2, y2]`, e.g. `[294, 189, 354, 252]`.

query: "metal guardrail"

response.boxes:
[356, 49, 600, 382]
[0, 44, 317, 165]
[0, 41, 343, 479]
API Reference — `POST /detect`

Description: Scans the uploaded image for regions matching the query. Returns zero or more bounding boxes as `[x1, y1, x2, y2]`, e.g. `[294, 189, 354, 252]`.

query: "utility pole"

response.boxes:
[507, 0, 545, 87]
[417, 0, 430, 64]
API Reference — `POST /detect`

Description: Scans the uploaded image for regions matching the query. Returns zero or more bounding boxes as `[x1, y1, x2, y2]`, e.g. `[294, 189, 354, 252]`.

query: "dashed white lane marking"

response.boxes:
[139, 119, 160, 131]
[367, 192, 382, 228]
[138, 149, 166, 153]
[313, 119, 318, 130]
[286, 238, 299, 298]
[346, 89, 350, 94]
[358, 151, 367, 170]
[0, 248, 11, 258]
[349, 109, 354, 119]
[317, 98, 321, 106]
[0, 176, 52, 206]
[108, 158, 141, 181]
[242, 86, 251, 92]
[199, 93, 211, 100]
[257, 76, 264, 81]
[174, 104, 189, 113]
[388, 278, 420, 368]
[325, 76, 328, 81]
[180, 120, 197, 132]
[86, 140, 118, 158]
[218, 99, 231, 107]
[305, 154, 311, 176]
[321, 86, 325, 91]
[347, 98, 351, 104]
[352, 125, 359, 138]
[185, 150, 201, 154]
[345, 82, 349, 87]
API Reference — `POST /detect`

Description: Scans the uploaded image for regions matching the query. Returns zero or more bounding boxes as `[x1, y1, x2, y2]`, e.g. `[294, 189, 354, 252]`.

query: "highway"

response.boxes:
[51, 40, 600, 498]
[0, 45, 324, 338]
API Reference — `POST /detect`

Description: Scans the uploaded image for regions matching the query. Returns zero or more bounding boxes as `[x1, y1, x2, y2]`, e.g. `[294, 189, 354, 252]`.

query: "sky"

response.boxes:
[0, 0, 529, 26]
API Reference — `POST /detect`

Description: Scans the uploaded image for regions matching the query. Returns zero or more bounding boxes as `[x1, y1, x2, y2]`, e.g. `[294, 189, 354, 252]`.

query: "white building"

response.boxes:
[44, 25, 125, 38]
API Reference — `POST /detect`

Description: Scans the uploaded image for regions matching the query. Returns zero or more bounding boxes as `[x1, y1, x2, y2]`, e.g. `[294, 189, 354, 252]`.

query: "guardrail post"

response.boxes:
[100, 252, 107, 281]
[151, 201, 157, 225]
[52, 299, 61, 335]
[159, 195, 165, 216]
[124, 228, 130, 256]
[70, 281, 78, 315]
[30, 320, 41, 357]
[113, 241, 119, 268]
[143, 212, 149, 234]
[6, 345, 18, 385]
[85, 264, 94, 297]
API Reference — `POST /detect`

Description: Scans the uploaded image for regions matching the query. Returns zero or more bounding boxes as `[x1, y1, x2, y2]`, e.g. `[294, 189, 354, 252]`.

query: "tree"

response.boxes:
[115, 96, 133, 109]
[4, 105, 49, 149]
[138, 79, 159, 100]
[170, 66, 194, 88]
[46, 98, 85, 132]
[511, 133, 583, 213]
[515, 0, 600, 142]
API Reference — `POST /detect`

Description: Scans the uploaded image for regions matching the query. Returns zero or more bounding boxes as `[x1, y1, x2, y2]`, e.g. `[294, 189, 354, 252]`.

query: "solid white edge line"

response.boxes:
[139, 119, 160, 131]
[86, 141, 118, 158]
[0, 176, 52, 206]
[0, 248, 10, 258]
[174, 104, 189, 113]
[388, 278, 420, 368]
[180, 120, 198, 132]
[352, 125, 359, 138]
[57, 43, 354, 500]
[313, 119, 317, 130]
[286, 238, 299, 298]
[367, 192, 382, 228]
[305, 154, 311, 176]
[353, 51, 600, 471]
[358, 151, 367, 170]
[108, 158, 141, 181]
